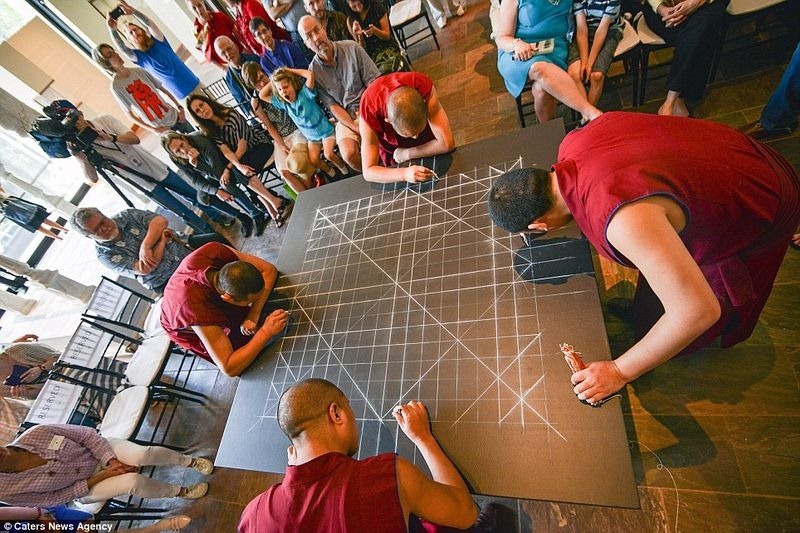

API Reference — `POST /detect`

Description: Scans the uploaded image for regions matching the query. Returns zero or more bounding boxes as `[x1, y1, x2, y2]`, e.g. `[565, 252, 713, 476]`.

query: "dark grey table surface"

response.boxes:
[216, 120, 639, 508]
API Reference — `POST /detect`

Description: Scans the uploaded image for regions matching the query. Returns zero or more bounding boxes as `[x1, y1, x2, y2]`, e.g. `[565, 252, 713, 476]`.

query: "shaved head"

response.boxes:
[278, 379, 348, 439]
[218, 261, 264, 301]
[387, 86, 428, 138]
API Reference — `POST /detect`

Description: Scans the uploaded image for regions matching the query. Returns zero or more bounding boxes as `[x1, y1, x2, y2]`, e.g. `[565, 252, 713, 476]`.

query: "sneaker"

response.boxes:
[180, 482, 208, 499]
[738, 120, 794, 141]
[279, 199, 294, 222]
[456, 4, 465, 16]
[472, 503, 499, 532]
[190, 457, 214, 475]
[436, 15, 447, 28]
[213, 215, 236, 228]
[312, 172, 327, 188]
[239, 217, 254, 238]
[254, 214, 269, 236]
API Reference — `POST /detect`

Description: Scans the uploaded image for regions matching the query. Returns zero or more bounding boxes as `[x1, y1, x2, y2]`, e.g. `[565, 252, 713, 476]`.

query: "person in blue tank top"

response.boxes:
[495, 0, 602, 124]
[106, 1, 201, 100]
[260, 67, 349, 181]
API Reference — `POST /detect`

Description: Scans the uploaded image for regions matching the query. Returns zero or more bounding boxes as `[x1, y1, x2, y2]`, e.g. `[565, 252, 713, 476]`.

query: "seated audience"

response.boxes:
[487, 112, 800, 404]
[186, 0, 243, 69]
[186, 94, 292, 226]
[260, 67, 348, 181]
[93, 43, 194, 135]
[250, 17, 309, 75]
[359, 72, 455, 183]
[241, 62, 314, 191]
[642, 0, 729, 116]
[70, 107, 231, 234]
[162, 131, 270, 236]
[0, 334, 58, 435]
[1, 333, 57, 394]
[160, 242, 289, 377]
[344, 0, 405, 75]
[224, 0, 291, 55]
[299, 15, 381, 172]
[71, 207, 231, 293]
[238, 378, 483, 531]
[567, 0, 622, 106]
[0, 424, 211, 507]
[495, 0, 602, 123]
[107, 1, 201, 100]
[0, 333, 124, 436]
[214, 35, 262, 110]
[303, 0, 351, 42]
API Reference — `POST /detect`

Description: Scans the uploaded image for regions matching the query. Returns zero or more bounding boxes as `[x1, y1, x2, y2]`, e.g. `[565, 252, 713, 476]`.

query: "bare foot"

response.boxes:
[657, 101, 672, 116]
[672, 98, 690, 117]
[658, 101, 689, 117]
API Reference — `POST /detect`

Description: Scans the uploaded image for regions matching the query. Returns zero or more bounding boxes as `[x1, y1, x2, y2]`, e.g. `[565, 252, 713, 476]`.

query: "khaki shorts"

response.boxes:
[275, 129, 308, 171]
[335, 117, 361, 146]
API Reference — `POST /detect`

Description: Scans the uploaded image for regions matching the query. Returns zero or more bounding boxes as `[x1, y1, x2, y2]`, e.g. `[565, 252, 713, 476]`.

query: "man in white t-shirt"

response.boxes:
[93, 43, 194, 135]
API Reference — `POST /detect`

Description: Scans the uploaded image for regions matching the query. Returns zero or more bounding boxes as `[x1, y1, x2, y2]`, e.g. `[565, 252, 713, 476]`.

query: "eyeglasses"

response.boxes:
[518, 228, 547, 247]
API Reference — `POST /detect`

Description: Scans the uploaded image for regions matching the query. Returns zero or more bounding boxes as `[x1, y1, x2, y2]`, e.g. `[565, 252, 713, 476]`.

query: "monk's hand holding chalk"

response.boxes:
[572, 361, 627, 405]
[401, 165, 435, 184]
[393, 400, 433, 445]
[259, 309, 290, 337]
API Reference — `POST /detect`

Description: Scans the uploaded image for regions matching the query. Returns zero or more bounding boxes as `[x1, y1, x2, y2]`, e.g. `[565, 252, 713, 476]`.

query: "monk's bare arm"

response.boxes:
[395, 401, 478, 529]
[571, 199, 720, 403]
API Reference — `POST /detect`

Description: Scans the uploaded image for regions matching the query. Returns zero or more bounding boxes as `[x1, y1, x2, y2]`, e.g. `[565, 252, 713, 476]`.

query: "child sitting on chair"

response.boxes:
[567, 0, 623, 106]
[260, 68, 348, 181]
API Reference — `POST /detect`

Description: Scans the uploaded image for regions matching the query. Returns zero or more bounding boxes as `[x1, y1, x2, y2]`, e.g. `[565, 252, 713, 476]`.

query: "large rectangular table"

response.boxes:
[217, 120, 639, 508]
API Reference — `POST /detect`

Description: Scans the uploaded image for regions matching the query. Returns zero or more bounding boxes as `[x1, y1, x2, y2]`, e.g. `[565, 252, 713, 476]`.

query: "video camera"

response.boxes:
[29, 99, 99, 159]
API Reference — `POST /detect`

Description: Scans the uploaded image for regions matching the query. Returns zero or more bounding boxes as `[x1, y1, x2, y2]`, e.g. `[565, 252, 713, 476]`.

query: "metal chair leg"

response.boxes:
[422, 10, 440, 50]
[639, 48, 650, 105]
[515, 94, 526, 128]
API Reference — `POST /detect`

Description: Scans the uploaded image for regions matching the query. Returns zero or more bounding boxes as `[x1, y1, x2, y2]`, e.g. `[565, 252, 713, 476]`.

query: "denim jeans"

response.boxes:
[761, 43, 800, 131]
[153, 169, 227, 232]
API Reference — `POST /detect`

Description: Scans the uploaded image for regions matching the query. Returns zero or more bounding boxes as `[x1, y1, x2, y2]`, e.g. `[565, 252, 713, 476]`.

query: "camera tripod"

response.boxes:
[82, 146, 209, 234]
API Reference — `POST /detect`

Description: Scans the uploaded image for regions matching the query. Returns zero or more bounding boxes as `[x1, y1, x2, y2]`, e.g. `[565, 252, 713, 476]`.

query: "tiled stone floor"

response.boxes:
[142, 4, 800, 531]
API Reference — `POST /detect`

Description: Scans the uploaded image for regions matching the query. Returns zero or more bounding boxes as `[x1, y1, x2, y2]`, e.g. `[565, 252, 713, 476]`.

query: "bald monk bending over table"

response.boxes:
[359, 72, 455, 184]
[238, 378, 498, 532]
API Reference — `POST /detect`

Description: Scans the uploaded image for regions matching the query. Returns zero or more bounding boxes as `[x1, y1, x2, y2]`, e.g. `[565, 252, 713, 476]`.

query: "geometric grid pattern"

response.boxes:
[251, 159, 570, 458]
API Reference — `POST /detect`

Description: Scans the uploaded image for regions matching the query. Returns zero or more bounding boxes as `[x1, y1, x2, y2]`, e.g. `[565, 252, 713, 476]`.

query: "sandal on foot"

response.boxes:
[180, 482, 208, 499]
[147, 515, 191, 532]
